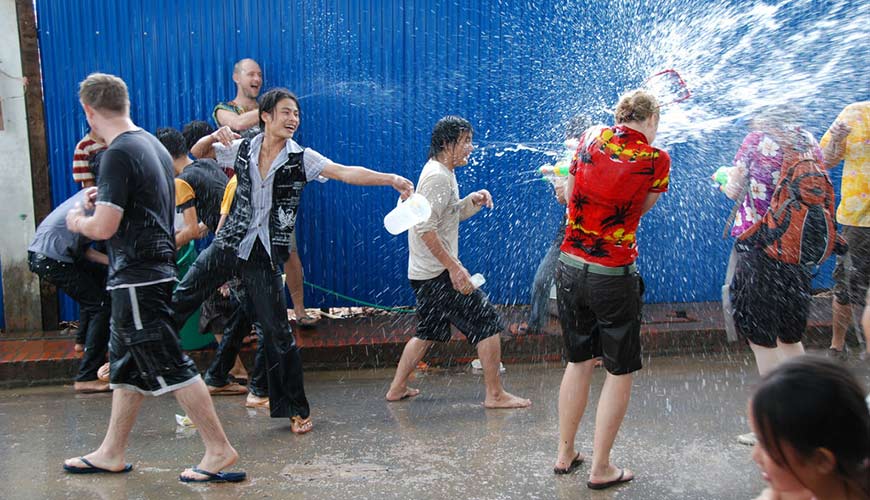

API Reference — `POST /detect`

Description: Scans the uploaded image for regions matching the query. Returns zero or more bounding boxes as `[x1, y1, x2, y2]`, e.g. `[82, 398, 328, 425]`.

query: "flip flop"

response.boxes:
[553, 452, 584, 475]
[179, 467, 246, 483]
[587, 468, 633, 490]
[295, 315, 319, 328]
[64, 457, 133, 474]
[290, 415, 313, 435]
[245, 395, 270, 409]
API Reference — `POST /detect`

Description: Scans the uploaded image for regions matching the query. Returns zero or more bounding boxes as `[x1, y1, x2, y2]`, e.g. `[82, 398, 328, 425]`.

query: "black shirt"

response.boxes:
[96, 130, 176, 288]
[175, 158, 228, 232]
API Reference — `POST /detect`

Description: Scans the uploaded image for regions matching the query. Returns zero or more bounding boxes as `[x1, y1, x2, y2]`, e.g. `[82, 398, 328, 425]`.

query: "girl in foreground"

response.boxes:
[750, 356, 869, 500]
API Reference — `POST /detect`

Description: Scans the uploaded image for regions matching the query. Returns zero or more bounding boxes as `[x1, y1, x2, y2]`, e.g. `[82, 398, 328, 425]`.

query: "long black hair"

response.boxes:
[428, 115, 473, 159]
[751, 356, 870, 497]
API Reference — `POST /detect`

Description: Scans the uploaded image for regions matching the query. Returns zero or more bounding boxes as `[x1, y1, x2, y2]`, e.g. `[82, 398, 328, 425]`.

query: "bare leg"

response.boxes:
[588, 372, 634, 484]
[831, 300, 851, 351]
[555, 360, 594, 469]
[284, 253, 306, 319]
[477, 335, 531, 409]
[386, 338, 432, 401]
[64, 388, 144, 471]
[749, 341, 783, 376]
[776, 339, 805, 360]
[174, 379, 239, 480]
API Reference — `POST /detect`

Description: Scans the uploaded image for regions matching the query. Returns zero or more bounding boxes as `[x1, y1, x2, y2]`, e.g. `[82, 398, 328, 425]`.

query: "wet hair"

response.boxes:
[751, 356, 870, 496]
[182, 120, 214, 151]
[257, 88, 300, 131]
[614, 89, 660, 124]
[78, 73, 129, 115]
[428, 116, 474, 159]
[565, 114, 593, 140]
[156, 127, 188, 159]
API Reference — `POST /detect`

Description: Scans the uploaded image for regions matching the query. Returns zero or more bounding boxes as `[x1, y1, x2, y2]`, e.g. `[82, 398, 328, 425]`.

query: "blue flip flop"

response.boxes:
[63, 457, 133, 474]
[179, 467, 247, 483]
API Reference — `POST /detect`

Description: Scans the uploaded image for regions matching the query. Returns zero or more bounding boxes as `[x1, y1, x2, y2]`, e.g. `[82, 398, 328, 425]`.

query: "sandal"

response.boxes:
[290, 415, 313, 434]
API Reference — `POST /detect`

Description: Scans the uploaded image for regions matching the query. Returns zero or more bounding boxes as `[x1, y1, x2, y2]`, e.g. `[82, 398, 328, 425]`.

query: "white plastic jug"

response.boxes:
[384, 193, 432, 235]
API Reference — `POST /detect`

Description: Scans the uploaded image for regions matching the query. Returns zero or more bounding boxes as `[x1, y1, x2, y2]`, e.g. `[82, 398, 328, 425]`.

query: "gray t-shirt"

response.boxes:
[408, 159, 480, 280]
[28, 191, 91, 263]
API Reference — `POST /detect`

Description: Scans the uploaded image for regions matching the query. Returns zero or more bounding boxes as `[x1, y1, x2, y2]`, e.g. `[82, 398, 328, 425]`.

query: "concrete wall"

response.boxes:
[0, 0, 41, 331]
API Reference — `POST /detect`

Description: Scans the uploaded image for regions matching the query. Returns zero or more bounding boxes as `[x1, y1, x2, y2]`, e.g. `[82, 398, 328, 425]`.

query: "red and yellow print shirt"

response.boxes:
[560, 125, 670, 267]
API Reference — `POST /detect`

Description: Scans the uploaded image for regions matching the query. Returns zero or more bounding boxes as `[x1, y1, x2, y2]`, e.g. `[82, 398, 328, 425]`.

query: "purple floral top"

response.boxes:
[729, 129, 823, 237]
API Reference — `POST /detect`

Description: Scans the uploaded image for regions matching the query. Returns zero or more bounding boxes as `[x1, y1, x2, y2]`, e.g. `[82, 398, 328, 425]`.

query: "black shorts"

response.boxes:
[555, 261, 644, 375]
[731, 251, 811, 348]
[410, 271, 503, 345]
[108, 281, 201, 396]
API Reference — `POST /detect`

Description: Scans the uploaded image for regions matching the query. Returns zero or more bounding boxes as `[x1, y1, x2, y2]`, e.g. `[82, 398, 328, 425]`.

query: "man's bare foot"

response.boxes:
[179, 445, 239, 482]
[229, 357, 248, 383]
[74, 380, 111, 393]
[588, 465, 634, 489]
[484, 391, 531, 409]
[385, 387, 420, 401]
[64, 452, 127, 472]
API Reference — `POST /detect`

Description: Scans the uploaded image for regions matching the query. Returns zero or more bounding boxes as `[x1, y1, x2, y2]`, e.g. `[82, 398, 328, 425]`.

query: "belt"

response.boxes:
[559, 253, 637, 276]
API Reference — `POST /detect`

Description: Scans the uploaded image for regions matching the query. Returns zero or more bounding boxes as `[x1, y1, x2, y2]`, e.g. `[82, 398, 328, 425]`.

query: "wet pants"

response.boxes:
[172, 241, 309, 419]
[28, 252, 109, 382]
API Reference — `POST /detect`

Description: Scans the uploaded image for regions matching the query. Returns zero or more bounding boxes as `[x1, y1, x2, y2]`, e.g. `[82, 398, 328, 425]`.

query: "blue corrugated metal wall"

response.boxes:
[32, 0, 868, 321]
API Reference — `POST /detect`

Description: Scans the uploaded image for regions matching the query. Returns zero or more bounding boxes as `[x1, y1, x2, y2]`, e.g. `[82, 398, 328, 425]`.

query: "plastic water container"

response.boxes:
[469, 273, 486, 289]
[214, 139, 243, 170]
[384, 193, 432, 235]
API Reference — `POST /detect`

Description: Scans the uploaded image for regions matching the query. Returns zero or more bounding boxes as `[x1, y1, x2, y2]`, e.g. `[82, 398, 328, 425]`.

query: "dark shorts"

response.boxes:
[832, 225, 870, 306]
[410, 271, 503, 345]
[555, 261, 644, 375]
[731, 251, 812, 348]
[108, 281, 201, 396]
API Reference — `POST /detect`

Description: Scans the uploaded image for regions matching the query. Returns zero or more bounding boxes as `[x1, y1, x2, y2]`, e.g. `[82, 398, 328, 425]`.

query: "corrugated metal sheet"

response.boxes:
[31, 0, 863, 321]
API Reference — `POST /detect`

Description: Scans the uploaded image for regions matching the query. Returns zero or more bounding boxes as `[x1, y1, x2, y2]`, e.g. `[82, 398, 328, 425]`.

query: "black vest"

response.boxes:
[215, 138, 308, 253]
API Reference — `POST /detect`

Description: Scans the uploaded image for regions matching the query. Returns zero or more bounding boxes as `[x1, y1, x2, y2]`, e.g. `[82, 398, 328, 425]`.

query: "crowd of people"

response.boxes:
[23, 58, 869, 494]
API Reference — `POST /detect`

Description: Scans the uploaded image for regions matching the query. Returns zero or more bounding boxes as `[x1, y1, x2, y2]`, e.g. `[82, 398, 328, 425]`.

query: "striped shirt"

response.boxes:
[72, 133, 107, 184]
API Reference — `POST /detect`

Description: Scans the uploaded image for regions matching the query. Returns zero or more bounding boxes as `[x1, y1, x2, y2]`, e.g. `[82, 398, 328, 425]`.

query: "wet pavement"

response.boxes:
[1, 349, 868, 499]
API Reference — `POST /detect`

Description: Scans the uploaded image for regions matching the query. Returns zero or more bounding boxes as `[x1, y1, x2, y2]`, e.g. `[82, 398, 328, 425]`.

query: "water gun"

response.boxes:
[711, 166, 733, 191]
[539, 163, 570, 183]
[539, 163, 571, 179]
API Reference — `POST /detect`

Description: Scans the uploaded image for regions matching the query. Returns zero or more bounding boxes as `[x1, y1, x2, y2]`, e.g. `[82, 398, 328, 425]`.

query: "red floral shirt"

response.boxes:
[560, 125, 670, 267]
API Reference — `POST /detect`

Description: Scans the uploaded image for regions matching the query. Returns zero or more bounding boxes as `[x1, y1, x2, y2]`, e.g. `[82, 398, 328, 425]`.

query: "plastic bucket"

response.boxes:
[384, 193, 432, 235]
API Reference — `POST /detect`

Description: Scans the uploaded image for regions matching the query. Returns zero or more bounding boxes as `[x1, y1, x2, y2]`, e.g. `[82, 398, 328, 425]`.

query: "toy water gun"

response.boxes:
[539, 162, 571, 183]
[711, 166, 733, 191]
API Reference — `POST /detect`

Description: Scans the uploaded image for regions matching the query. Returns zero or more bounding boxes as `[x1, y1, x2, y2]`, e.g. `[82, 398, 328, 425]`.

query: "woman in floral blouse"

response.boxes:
[720, 110, 823, 447]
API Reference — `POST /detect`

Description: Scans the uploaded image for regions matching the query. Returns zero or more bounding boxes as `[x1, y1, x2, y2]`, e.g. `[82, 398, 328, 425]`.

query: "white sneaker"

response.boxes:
[737, 432, 756, 446]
